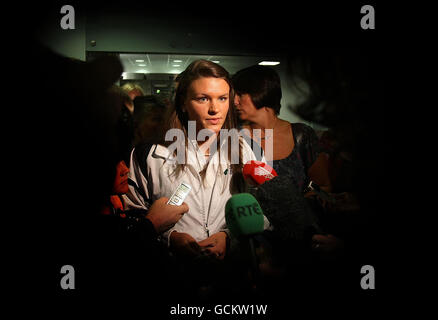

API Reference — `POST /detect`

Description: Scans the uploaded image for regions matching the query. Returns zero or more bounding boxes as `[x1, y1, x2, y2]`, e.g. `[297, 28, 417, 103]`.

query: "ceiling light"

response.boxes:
[258, 61, 280, 66]
[212, 60, 220, 63]
[135, 59, 144, 62]
[136, 69, 148, 73]
[172, 64, 181, 67]
[138, 64, 146, 67]
[173, 60, 182, 63]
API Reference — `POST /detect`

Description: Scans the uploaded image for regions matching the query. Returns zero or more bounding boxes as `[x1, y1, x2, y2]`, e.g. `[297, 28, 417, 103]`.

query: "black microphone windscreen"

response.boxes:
[230, 171, 247, 194]
[251, 175, 322, 241]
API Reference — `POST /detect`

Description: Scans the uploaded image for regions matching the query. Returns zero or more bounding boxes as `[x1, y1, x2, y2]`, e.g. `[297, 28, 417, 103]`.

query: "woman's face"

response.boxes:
[137, 108, 164, 142]
[234, 93, 259, 121]
[184, 77, 230, 135]
[112, 160, 129, 194]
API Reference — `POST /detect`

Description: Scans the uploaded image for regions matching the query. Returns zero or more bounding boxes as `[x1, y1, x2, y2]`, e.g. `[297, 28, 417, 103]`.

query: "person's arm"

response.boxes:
[146, 197, 188, 234]
[295, 124, 332, 194]
[169, 231, 202, 257]
[123, 148, 189, 237]
[308, 152, 332, 193]
[123, 148, 152, 211]
[117, 198, 188, 242]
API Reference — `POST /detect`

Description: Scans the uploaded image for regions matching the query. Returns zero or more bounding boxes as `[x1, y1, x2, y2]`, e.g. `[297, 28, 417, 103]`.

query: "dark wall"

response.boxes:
[31, 2, 378, 59]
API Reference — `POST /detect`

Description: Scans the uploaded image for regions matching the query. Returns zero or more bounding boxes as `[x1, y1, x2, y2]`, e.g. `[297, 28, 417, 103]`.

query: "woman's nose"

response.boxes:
[234, 95, 240, 106]
[208, 102, 219, 114]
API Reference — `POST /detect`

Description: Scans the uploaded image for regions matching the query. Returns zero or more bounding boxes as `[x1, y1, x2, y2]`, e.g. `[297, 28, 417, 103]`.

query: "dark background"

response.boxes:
[8, 0, 386, 316]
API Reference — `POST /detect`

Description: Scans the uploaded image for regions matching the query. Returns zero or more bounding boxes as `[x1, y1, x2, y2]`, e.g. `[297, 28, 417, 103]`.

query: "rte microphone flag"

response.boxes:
[243, 161, 278, 186]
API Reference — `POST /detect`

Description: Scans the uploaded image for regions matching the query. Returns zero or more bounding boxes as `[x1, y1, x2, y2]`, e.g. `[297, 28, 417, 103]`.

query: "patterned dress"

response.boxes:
[271, 122, 322, 193]
[244, 122, 322, 192]
[243, 122, 323, 242]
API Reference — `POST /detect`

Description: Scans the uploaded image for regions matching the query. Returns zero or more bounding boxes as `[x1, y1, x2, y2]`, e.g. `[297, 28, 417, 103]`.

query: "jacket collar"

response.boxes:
[151, 144, 172, 160]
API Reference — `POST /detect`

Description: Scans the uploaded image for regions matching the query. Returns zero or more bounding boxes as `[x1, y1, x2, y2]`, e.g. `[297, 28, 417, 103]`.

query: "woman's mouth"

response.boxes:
[206, 118, 221, 125]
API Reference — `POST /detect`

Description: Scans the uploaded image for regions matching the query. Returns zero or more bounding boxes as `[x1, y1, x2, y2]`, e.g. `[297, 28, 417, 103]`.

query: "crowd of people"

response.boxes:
[23, 38, 381, 313]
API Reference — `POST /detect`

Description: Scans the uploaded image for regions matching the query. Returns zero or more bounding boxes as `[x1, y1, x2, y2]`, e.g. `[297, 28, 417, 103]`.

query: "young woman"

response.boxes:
[124, 60, 266, 259]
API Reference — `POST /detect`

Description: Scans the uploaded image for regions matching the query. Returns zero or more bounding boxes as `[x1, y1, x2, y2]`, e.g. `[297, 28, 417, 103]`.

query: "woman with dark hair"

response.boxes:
[132, 95, 167, 147]
[124, 60, 267, 260]
[232, 65, 338, 253]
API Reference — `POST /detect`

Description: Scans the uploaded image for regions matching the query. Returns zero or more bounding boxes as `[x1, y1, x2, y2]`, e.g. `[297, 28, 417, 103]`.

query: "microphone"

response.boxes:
[250, 174, 323, 241]
[225, 193, 265, 288]
[230, 161, 278, 195]
[225, 193, 265, 237]
[241, 160, 322, 240]
[242, 161, 278, 186]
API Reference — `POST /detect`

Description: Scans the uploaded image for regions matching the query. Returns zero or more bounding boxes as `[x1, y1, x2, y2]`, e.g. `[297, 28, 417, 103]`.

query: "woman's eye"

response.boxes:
[219, 97, 228, 102]
[197, 97, 208, 102]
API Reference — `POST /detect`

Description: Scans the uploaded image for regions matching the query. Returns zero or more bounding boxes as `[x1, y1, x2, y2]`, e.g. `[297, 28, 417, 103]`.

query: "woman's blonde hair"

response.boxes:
[121, 83, 145, 96]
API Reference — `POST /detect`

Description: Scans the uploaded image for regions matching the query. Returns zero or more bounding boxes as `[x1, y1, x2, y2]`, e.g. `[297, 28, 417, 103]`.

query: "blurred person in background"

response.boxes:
[121, 82, 145, 113]
[132, 95, 167, 147]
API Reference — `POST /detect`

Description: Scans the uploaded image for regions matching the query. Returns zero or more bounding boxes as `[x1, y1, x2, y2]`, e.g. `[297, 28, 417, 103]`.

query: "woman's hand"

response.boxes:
[197, 232, 228, 260]
[146, 197, 189, 233]
[169, 232, 201, 257]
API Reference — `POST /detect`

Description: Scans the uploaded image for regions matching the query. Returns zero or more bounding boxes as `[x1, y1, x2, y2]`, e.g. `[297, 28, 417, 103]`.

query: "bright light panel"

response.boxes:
[258, 61, 280, 66]
[135, 59, 145, 62]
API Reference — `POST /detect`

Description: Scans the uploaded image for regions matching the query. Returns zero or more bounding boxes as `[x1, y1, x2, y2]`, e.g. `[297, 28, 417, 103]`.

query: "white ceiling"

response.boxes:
[120, 53, 281, 76]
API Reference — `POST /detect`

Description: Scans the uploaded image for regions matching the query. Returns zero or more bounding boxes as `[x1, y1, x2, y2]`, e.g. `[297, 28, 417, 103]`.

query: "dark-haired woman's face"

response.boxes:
[234, 93, 258, 121]
[184, 77, 230, 135]
[112, 160, 129, 194]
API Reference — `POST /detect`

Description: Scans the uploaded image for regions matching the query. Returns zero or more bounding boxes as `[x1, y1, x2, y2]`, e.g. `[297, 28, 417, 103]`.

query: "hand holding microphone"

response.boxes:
[238, 161, 341, 260]
[225, 193, 265, 286]
[147, 197, 189, 233]
[242, 161, 323, 242]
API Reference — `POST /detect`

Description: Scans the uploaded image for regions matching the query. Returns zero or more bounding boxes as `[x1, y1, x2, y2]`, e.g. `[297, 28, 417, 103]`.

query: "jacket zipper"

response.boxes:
[192, 150, 209, 238]
[190, 139, 219, 239]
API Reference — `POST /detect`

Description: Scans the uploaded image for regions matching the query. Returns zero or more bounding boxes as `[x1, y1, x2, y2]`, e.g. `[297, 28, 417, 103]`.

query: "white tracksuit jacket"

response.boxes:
[123, 137, 270, 244]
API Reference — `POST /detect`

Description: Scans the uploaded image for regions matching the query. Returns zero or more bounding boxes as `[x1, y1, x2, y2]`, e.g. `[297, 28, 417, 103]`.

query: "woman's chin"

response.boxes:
[202, 124, 222, 134]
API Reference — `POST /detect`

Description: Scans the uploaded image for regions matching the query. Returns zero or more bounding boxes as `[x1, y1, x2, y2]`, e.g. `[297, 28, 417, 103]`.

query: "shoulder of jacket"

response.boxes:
[151, 144, 171, 159]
